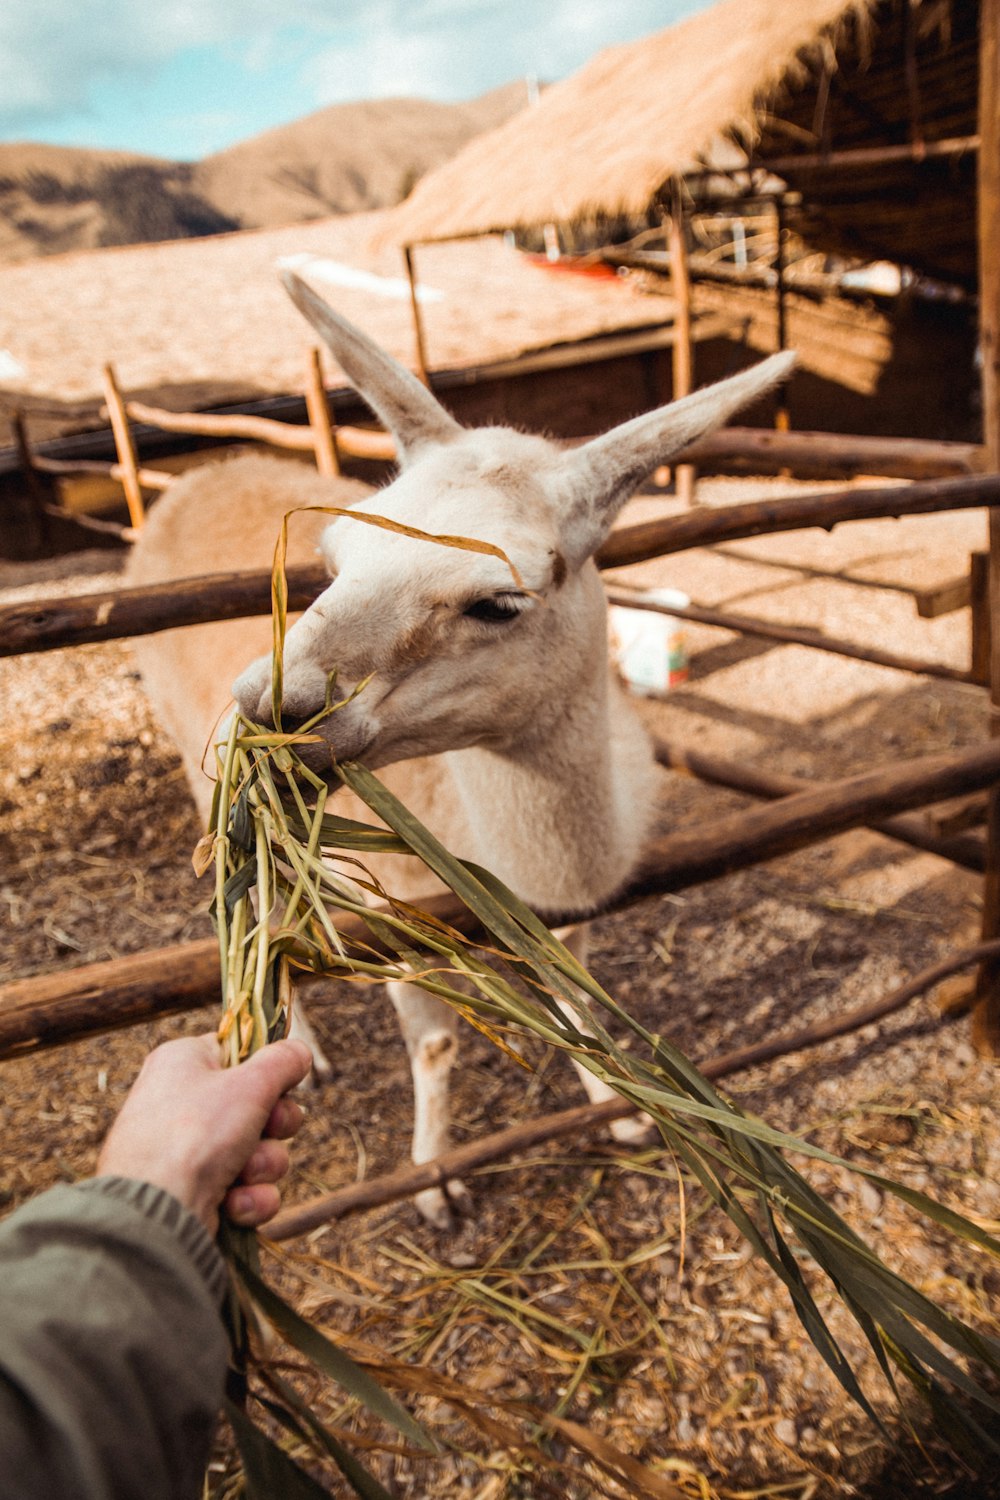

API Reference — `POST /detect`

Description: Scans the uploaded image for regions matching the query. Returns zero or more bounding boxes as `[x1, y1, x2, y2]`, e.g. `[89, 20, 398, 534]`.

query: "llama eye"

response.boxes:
[462, 594, 524, 624]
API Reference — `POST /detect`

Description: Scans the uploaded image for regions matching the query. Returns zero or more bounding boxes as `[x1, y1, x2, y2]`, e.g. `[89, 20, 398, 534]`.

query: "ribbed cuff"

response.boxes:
[85, 1176, 228, 1303]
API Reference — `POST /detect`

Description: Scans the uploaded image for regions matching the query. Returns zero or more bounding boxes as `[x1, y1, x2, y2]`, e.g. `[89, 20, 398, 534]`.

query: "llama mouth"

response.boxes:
[292, 715, 378, 771]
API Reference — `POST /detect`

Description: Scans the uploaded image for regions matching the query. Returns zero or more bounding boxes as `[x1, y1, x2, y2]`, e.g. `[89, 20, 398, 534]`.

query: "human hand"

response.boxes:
[97, 1033, 313, 1235]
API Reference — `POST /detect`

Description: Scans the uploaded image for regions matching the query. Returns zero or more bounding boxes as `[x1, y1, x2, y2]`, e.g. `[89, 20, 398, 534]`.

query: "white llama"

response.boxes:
[129, 272, 792, 1225]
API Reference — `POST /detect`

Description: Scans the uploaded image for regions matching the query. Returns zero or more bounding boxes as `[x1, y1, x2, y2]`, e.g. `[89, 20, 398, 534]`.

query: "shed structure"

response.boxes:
[385, 0, 1000, 1047]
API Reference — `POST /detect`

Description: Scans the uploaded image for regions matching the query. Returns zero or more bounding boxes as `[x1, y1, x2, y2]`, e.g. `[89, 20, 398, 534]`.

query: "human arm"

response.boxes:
[0, 1033, 311, 1500]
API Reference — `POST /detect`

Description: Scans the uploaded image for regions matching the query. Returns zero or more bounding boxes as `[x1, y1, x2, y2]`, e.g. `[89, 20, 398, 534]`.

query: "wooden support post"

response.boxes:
[101, 364, 145, 530]
[666, 180, 696, 506]
[11, 409, 50, 553]
[971, 550, 992, 686]
[304, 347, 340, 476]
[773, 196, 791, 435]
[403, 244, 431, 386]
[974, 0, 1000, 1053]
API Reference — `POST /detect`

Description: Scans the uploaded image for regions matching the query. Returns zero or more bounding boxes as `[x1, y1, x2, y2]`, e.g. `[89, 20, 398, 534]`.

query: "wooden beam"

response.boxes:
[264, 937, 1000, 1240]
[773, 196, 791, 435]
[972, 550, 992, 687]
[6, 472, 1000, 660]
[653, 737, 985, 870]
[975, 0, 1000, 1054]
[403, 245, 431, 386]
[605, 586, 977, 685]
[0, 893, 480, 1061]
[692, 134, 981, 183]
[4, 741, 1000, 1060]
[597, 470, 1000, 570]
[626, 740, 1000, 901]
[681, 428, 983, 480]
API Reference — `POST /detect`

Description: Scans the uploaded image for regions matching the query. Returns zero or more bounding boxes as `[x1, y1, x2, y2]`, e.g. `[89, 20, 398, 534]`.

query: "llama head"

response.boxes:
[232, 274, 793, 770]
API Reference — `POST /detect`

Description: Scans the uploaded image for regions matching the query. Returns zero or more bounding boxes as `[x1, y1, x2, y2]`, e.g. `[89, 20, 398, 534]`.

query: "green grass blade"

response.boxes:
[234, 1261, 437, 1453]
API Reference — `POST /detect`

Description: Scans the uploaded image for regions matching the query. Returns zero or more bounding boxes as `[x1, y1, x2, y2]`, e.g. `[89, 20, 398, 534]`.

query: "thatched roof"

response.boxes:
[385, 0, 979, 287]
[384, 0, 870, 244]
[753, 0, 979, 286]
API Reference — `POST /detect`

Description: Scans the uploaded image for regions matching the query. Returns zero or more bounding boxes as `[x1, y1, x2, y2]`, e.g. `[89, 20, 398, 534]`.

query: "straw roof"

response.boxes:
[385, 0, 870, 245]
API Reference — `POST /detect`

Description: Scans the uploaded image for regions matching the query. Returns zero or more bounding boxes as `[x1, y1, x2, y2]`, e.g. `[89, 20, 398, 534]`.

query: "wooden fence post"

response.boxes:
[666, 178, 696, 506]
[11, 409, 50, 552]
[975, 0, 1000, 1053]
[403, 244, 431, 386]
[101, 363, 145, 530]
[305, 347, 340, 476]
[774, 195, 791, 435]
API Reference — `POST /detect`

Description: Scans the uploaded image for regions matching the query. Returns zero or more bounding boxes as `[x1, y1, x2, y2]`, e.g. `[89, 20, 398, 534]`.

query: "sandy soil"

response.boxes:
[1, 479, 999, 1498]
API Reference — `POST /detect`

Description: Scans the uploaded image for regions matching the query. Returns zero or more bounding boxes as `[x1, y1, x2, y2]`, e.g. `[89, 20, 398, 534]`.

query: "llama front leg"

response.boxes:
[556, 925, 655, 1145]
[388, 981, 472, 1228]
[287, 997, 335, 1086]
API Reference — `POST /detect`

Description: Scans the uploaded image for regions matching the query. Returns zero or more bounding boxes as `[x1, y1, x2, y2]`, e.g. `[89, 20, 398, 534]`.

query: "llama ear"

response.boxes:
[280, 270, 462, 462]
[561, 352, 796, 559]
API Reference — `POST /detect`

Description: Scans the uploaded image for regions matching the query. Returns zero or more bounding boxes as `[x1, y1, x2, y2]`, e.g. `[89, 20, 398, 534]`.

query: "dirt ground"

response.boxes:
[2, 478, 1000, 1498]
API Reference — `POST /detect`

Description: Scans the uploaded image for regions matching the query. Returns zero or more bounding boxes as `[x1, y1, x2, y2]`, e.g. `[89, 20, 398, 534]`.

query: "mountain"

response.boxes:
[0, 82, 530, 265]
[191, 82, 530, 229]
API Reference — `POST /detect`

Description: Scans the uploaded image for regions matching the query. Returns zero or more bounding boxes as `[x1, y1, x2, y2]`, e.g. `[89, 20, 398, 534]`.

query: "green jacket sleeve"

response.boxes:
[0, 1175, 230, 1500]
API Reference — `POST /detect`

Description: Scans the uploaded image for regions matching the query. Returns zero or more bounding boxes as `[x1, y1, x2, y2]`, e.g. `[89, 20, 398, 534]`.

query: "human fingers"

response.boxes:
[237, 1138, 291, 1187]
[225, 1182, 282, 1228]
[228, 1039, 313, 1116]
[263, 1095, 306, 1140]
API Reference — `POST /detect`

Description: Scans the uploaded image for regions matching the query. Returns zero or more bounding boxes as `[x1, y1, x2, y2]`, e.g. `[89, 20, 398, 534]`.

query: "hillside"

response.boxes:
[192, 82, 530, 229]
[0, 83, 530, 265]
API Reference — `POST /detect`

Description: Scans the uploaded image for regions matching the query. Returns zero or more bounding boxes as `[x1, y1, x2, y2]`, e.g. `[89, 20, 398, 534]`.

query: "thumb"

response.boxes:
[231, 1039, 313, 1109]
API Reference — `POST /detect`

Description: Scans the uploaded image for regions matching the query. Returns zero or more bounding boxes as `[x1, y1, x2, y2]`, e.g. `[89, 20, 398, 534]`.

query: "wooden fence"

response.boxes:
[3, 380, 1000, 1233]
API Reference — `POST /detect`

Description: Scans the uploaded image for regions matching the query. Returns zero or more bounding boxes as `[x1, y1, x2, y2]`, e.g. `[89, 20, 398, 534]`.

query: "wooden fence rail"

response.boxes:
[4, 739, 1000, 1061]
[4, 472, 1000, 660]
[264, 937, 1000, 1240]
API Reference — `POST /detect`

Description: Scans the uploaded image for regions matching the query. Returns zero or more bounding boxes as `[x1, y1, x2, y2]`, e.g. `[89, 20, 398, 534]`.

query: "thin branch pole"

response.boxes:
[605, 585, 978, 684]
[122, 399, 395, 462]
[403, 245, 431, 385]
[263, 938, 1000, 1241]
[101, 364, 145, 530]
[666, 180, 696, 505]
[305, 348, 340, 476]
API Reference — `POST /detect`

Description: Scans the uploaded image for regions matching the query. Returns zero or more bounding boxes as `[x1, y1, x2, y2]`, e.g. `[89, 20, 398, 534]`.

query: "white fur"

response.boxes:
[129, 274, 794, 1227]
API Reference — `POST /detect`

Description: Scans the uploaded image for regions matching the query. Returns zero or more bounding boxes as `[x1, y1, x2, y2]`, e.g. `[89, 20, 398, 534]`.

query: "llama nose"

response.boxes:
[232, 656, 274, 724]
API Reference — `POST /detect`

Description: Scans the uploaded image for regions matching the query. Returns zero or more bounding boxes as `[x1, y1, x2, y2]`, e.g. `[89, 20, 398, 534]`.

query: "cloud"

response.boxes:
[0, 0, 698, 149]
[301, 0, 678, 107]
[0, 0, 340, 127]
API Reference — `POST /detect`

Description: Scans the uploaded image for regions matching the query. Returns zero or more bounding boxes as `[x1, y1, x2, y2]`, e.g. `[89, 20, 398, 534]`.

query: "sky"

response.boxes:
[0, 0, 706, 162]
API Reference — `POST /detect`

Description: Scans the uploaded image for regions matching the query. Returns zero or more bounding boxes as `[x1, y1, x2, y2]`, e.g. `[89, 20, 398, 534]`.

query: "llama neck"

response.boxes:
[445, 665, 652, 916]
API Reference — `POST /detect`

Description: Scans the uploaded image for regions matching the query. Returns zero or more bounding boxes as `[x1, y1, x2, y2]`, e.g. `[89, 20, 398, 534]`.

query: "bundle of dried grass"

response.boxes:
[203, 518, 1000, 1496]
